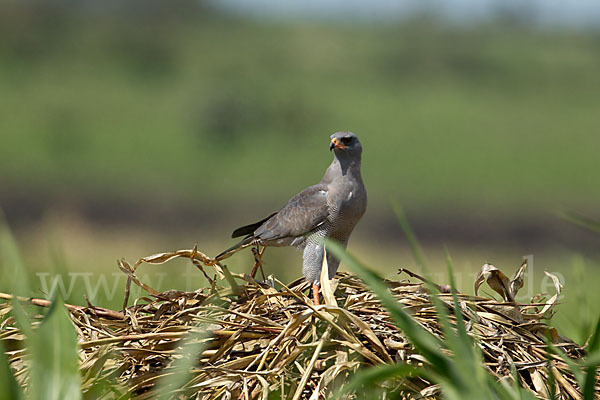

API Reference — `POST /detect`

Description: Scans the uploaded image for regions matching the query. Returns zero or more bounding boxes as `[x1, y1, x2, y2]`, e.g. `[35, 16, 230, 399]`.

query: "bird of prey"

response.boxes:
[215, 132, 367, 304]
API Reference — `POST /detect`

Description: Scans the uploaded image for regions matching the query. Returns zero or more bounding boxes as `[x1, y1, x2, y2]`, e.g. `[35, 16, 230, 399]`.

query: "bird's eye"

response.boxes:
[341, 137, 353, 145]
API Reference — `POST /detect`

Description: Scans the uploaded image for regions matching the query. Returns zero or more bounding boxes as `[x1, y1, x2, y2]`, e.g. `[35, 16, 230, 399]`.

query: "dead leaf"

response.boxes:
[320, 249, 337, 307]
[537, 271, 562, 316]
[474, 263, 513, 301]
[509, 259, 527, 300]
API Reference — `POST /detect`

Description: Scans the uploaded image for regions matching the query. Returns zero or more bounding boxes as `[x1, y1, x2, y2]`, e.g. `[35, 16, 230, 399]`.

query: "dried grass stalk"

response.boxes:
[1, 248, 598, 399]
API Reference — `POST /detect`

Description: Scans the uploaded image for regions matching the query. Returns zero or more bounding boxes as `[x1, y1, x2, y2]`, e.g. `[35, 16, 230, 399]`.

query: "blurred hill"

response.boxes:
[215, 0, 600, 27]
[1, 2, 599, 251]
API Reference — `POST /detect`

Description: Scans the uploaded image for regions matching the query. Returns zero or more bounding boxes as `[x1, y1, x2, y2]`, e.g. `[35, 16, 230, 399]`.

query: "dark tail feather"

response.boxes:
[231, 212, 277, 238]
[215, 236, 255, 261]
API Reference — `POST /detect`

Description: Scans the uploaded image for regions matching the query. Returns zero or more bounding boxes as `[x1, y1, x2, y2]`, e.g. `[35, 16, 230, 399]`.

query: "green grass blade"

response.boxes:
[392, 203, 456, 354]
[505, 364, 536, 400]
[488, 374, 534, 400]
[154, 328, 210, 400]
[0, 216, 32, 298]
[583, 316, 600, 399]
[443, 249, 486, 387]
[0, 340, 23, 400]
[583, 352, 600, 369]
[546, 349, 557, 400]
[557, 210, 600, 234]
[393, 206, 485, 394]
[392, 205, 476, 389]
[544, 338, 585, 391]
[29, 297, 81, 400]
[335, 363, 423, 399]
[325, 241, 452, 375]
[444, 248, 470, 345]
[392, 202, 428, 269]
[0, 216, 34, 342]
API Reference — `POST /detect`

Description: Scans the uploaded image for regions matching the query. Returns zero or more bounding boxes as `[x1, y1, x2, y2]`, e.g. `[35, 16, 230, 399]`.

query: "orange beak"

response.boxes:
[330, 138, 347, 151]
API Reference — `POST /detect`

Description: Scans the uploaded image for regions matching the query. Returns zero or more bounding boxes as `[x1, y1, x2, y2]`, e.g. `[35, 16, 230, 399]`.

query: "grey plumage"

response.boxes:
[216, 132, 367, 287]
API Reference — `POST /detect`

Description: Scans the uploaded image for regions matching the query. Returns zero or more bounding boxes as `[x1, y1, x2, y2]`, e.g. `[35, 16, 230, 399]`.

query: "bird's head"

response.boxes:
[329, 132, 362, 157]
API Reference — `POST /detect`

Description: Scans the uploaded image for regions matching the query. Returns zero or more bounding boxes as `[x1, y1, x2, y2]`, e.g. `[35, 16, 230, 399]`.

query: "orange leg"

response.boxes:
[258, 246, 266, 280]
[312, 284, 320, 305]
[250, 246, 267, 279]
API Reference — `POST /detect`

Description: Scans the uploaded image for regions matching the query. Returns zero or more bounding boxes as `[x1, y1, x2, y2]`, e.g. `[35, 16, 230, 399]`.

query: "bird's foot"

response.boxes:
[254, 276, 275, 289]
[250, 246, 267, 280]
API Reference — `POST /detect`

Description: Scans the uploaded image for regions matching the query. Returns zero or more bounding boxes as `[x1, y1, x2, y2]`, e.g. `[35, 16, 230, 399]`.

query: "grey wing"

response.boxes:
[254, 184, 329, 241]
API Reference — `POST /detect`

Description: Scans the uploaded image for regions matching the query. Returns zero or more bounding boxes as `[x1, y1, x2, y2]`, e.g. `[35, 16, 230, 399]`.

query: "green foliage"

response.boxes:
[392, 203, 427, 269]
[28, 298, 81, 400]
[334, 363, 422, 398]
[0, 220, 81, 399]
[558, 211, 600, 234]
[0, 295, 81, 400]
[0, 341, 22, 400]
[154, 331, 209, 400]
[327, 240, 533, 399]
[0, 213, 598, 398]
[1, 11, 599, 214]
[583, 314, 600, 398]
[0, 216, 32, 298]
[325, 205, 600, 399]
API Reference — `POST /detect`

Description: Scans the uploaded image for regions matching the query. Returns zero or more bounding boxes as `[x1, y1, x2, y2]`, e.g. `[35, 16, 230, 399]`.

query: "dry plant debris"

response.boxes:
[0, 248, 598, 399]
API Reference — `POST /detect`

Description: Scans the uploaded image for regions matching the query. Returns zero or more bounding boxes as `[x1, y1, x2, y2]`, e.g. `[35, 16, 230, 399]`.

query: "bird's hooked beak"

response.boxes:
[330, 137, 347, 151]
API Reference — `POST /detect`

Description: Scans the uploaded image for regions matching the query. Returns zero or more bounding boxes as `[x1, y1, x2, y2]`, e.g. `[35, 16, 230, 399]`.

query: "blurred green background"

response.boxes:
[0, 1, 599, 342]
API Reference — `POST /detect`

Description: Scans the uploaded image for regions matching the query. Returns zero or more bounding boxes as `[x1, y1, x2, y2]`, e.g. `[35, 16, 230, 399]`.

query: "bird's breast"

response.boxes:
[326, 182, 366, 233]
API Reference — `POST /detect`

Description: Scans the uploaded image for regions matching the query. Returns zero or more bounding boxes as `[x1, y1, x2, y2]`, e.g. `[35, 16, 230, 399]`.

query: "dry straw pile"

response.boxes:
[1, 246, 598, 399]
